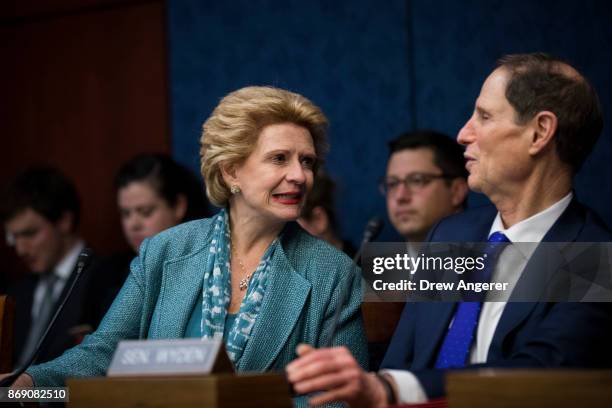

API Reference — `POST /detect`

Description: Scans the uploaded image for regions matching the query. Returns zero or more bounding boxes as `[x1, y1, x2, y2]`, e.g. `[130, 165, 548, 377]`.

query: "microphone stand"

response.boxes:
[323, 217, 384, 347]
[0, 248, 94, 387]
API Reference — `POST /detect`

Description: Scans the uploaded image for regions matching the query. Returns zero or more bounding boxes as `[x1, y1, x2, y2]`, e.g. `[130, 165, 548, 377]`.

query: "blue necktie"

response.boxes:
[434, 231, 510, 369]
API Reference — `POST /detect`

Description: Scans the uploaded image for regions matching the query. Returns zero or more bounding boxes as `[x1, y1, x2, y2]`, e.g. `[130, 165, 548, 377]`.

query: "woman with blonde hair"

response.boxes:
[6, 86, 367, 404]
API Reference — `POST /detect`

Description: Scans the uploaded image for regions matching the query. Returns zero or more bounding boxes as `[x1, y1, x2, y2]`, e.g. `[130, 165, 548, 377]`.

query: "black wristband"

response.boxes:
[375, 373, 397, 405]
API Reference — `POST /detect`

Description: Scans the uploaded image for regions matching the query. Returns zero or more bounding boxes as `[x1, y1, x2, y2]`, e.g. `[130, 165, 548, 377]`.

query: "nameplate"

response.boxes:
[107, 338, 234, 377]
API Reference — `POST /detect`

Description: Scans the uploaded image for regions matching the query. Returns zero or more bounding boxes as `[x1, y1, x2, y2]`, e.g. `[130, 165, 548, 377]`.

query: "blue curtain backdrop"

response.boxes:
[168, 0, 612, 245]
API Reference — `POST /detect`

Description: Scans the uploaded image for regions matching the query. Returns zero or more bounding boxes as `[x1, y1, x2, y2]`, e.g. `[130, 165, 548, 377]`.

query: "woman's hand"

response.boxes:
[286, 344, 389, 408]
[0, 373, 34, 388]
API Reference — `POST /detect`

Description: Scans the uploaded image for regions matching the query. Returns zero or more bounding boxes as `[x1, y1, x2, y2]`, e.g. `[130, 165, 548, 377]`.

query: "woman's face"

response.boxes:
[228, 122, 317, 225]
[117, 181, 185, 252]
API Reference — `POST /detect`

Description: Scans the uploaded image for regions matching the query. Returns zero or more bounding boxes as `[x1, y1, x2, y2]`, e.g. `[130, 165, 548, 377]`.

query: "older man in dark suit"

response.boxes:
[286, 53, 612, 406]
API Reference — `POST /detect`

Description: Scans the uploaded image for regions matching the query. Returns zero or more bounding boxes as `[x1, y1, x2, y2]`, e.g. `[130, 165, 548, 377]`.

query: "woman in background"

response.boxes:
[83, 154, 211, 326]
[116, 153, 210, 254]
[298, 170, 356, 258]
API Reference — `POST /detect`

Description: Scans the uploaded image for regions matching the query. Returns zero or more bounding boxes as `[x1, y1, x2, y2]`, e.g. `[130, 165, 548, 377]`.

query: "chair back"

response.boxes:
[361, 302, 404, 370]
[361, 302, 404, 343]
[0, 295, 15, 372]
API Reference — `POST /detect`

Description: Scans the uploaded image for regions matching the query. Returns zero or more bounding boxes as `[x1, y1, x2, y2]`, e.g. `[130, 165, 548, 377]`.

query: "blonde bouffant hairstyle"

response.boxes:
[200, 86, 329, 207]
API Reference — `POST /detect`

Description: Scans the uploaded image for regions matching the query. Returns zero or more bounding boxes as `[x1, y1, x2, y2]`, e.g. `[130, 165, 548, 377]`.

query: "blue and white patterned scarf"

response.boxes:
[201, 209, 279, 364]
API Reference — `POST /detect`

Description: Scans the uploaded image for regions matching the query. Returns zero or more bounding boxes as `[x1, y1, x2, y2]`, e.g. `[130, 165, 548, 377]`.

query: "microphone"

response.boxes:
[358, 217, 384, 259]
[0, 248, 94, 387]
[323, 216, 384, 347]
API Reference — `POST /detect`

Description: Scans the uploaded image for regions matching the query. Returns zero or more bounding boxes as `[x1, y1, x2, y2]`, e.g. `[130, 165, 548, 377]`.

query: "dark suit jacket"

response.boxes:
[81, 250, 134, 326]
[381, 198, 612, 398]
[8, 252, 102, 367]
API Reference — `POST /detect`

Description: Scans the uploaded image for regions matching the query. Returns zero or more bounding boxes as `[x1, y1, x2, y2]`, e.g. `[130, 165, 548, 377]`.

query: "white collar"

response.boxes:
[488, 193, 573, 258]
[54, 240, 85, 280]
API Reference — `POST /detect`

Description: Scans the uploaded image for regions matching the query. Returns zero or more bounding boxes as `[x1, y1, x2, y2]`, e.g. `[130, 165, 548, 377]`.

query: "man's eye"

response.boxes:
[410, 175, 427, 186]
[21, 229, 38, 238]
[272, 154, 287, 163]
[138, 207, 155, 217]
[386, 180, 400, 190]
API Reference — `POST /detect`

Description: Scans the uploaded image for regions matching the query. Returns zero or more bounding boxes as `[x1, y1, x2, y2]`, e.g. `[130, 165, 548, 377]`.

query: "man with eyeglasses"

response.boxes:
[287, 53, 612, 406]
[1, 166, 97, 367]
[367, 131, 469, 371]
[381, 130, 468, 245]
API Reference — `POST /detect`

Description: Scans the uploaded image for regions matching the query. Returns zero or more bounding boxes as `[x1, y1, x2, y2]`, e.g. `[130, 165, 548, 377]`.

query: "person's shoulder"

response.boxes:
[91, 250, 133, 270]
[440, 204, 497, 226]
[6, 273, 38, 297]
[575, 201, 612, 241]
[141, 217, 214, 260]
[428, 204, 497, 241]
[87, 250, 134, 285]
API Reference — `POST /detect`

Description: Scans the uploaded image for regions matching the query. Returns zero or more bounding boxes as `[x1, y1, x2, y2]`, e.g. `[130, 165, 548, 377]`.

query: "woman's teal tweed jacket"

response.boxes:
[27, 218, 368, 387]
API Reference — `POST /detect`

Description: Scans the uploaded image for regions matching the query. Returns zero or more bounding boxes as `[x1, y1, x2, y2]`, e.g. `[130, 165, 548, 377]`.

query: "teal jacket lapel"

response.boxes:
[153, 252, 208, 338]
[149, 226, 212, 339]
[237, 242, 311, 372]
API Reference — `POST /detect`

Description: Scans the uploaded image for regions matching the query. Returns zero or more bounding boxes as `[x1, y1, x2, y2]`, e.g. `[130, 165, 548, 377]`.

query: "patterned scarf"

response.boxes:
[200, 209, 279, 364]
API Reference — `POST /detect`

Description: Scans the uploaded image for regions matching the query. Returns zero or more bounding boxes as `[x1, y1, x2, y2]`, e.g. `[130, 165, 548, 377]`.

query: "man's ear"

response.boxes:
[450, 178, 469, 208]
[57, 211, 75, 234]
[528, 111, 558, 156]
[309, 206, 330, 235]
[173, 194, 188, 222]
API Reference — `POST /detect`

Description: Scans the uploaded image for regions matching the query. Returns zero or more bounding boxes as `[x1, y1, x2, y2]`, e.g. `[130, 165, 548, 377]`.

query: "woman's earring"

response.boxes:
[230, 185, 241, 194]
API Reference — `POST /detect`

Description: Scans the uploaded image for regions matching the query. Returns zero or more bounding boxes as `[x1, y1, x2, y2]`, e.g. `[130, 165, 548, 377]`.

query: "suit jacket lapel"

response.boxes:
[491, 197, 584, 352]
[237, 242, 311, 372]
[151, 248, 210, 339]
[541, 197, 584, 243]
[414, 303, 455, 368]
[12, 277, 37, 361]
[416, 207, 496, 366]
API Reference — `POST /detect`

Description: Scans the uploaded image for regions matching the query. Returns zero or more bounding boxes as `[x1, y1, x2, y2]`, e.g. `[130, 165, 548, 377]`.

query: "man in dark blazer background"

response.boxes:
[2, 166, 97, 368]
[286, 53, 612, 406]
